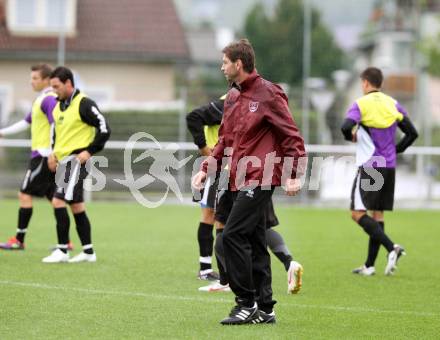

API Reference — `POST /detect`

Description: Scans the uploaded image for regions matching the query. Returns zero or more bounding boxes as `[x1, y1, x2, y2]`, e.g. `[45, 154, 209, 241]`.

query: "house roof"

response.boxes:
[0, 0, 189, 63]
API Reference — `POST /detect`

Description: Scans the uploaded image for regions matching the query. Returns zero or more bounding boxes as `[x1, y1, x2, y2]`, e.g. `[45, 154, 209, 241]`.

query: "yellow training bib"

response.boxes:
[31, 91, 56, 153]
[356, 92, 403, 128]
[52, 93, 95, 161]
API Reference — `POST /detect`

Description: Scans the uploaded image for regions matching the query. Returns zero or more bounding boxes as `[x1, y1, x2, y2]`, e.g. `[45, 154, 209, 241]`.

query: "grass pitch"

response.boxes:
[0, 200, 439, 339]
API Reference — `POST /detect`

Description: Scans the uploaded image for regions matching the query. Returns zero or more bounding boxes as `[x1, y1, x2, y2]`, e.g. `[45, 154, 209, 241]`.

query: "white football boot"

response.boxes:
[385, 245, 405, 275]
[198, 282, 231, 292]
[68, 252, 97, 263]
[287, 261, 303, 294]
[352, 265, 376, 276]
[42, 249, 69, 263]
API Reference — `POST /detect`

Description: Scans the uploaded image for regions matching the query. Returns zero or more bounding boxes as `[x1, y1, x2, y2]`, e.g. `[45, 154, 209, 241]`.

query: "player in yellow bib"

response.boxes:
[186, 97, 224, 281]
[0, 64, 74, 250]
[42, 66, 110, 263]
[341, 67, 418, 276]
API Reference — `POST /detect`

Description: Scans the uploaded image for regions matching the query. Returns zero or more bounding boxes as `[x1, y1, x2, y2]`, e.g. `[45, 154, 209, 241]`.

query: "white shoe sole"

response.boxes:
[353, 266, 375, 276]
[68, 254, 97, 263]
[68, 259, 96, 263]
[360, 271, 375, 276]
[42, 258, 69, 263]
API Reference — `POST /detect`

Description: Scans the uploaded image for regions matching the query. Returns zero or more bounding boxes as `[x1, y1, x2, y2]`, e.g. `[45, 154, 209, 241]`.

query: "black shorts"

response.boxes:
[20, 156, 55, 199]
[351, 167, 395, 211]
[193, 177, 218, 209]
[53, 161, 89, 204]
[215, 189, 279, 228]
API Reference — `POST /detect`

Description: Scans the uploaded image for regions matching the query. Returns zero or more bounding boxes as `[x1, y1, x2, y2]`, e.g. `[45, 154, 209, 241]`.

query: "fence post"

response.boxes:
[178, 87, 188, 194]
[415, 153, 425, 201]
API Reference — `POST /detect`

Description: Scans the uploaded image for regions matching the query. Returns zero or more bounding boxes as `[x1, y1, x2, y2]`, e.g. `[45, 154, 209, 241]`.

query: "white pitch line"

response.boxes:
[0, 280, 438, 318]
[0, 280, 224, 304]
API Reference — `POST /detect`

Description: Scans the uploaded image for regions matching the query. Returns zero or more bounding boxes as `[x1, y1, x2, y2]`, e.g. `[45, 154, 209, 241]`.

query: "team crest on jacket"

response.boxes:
[249, 101, 259, 112]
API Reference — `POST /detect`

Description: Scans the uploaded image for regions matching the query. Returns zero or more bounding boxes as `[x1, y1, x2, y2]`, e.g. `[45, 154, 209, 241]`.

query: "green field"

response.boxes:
[0, 200, 439, 339]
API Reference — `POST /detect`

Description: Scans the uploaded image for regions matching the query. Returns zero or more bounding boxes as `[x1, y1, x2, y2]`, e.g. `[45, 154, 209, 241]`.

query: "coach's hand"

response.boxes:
[77, 151, 91, 164]
[285, 178, 301, 196]
[192, 171, 207, 191]
[47, 154, 58, 172]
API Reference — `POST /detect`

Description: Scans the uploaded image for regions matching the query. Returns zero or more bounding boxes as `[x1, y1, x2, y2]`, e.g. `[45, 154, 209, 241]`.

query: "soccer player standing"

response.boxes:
[193, 39, 306, 325]
[0, 64, 65, 250]
[341, 67, 418, 276]
[186, 97, 224, 281]
[42, 66, 110, 263]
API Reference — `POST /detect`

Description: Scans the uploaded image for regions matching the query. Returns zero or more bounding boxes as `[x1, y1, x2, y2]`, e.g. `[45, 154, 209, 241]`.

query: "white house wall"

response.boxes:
[0, 60, 176, 121]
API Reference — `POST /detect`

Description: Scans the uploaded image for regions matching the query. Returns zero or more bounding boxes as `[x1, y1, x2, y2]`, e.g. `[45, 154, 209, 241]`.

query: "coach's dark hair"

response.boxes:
[50, 66, 75, 86]
[222, 38, 255, 73]
[31, 63, 53, 79]
[360, 67, 383, 88]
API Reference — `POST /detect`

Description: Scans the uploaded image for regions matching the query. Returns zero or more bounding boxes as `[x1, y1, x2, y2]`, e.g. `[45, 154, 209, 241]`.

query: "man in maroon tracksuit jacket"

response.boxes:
[192, 39, 306, 325]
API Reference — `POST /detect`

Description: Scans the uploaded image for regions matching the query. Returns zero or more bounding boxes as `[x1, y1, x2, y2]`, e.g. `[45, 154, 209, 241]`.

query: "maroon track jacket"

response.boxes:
[201, 70, 306, 191]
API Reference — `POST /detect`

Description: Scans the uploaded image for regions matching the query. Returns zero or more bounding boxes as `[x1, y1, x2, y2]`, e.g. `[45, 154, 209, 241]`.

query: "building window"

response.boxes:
[15, 0, 35, 26]
[45, 0, 67, 30]
[6, 0, 77, 36]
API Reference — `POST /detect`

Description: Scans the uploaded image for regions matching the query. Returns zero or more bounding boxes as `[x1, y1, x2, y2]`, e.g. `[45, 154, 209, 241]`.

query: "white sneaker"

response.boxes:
[352, 265, 376, 276]
[198, 282, 231, 292]
[42, 249, 69, 263]
[287, 261, 303, 294]
[68, 252, 97, 263]
[385, 245, 405, 275]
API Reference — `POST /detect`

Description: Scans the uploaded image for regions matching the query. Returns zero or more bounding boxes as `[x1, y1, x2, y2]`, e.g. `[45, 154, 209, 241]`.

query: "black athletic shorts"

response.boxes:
[351, 166, 395, 211]
[53, 161, 89, 204]
[215, 189, 279, 228]
[20, 156, 55, 199]
[193, 177, 218, 209]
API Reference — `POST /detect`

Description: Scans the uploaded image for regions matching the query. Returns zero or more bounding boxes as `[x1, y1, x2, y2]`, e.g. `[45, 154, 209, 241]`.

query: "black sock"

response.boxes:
[198, 222, 214, 270]
[15, 207, 33, 243]
[74, 212, 93, 254]
[215, 229, 228, 285]
[365, 221, 384, 268]
[266, 228, 293, 271]
[358, 215, 393, 252]
[54, 207, 70, 253]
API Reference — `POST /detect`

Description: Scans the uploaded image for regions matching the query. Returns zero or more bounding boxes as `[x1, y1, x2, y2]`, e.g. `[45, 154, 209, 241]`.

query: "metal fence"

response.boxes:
[1, 138, 439, 208]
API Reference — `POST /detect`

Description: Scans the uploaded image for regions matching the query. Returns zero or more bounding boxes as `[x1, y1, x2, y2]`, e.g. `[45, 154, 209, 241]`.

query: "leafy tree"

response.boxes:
[422, 32, 440, 77]
[426, 47, 440, 76]
[244, 0, 345, 85]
